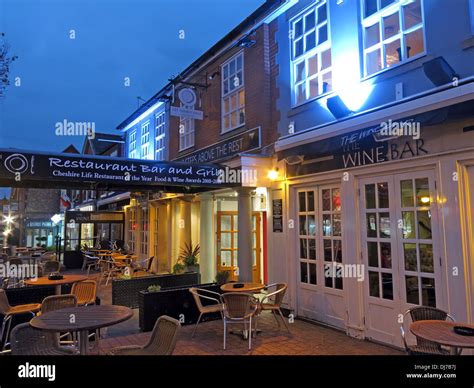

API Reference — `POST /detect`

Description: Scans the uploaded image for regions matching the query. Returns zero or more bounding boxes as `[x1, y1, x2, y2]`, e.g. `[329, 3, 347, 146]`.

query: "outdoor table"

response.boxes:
[220, 282, 265, 293]
[30, 305, 133, 355]
[410, 320, 474, 355]
[24, 274, 88, 295]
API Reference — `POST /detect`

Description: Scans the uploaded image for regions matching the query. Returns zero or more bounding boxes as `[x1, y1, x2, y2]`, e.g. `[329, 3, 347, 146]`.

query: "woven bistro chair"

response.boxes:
[42, 260, 60, 275]
[0, 289, 41, 351]
[108, 315, 181, 355]
[259, 283, 290, 332]
[10, 323, 76, 355]
[39, 294, 77, 315]
[400, 306, 456, 355]
[221, 292, 258, 351]
[189, 287, 224, 338]
[71, 280, 97, 306]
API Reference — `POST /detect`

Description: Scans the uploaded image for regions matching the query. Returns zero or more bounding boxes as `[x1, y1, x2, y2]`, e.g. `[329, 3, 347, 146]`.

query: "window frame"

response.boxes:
[361, 0, 426, 78]
[128, 130, 137, 159]
[141, 120, 151, 160]
[289, 0, 332, 107]
[154, 111, 166, 161]
[221, 51, 245, 134]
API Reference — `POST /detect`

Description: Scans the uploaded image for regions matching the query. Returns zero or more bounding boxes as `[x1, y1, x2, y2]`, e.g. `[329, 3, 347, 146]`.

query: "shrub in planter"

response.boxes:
[147, 285, 161, 293]
[172, 262, 185, 274]
[178, 242, 200, 273]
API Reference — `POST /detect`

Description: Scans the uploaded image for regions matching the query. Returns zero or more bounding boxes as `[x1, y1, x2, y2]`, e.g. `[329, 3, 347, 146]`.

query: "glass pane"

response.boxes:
[368, 242, 379, 267]
[236, 55, 242, 70]
[308, 54, 318, 76]
[333, 240, 342, 263]
[221, 232, 232, 249]
[381, 0, 395, 7]
[405, 28, 424, 58]
[318, 24, 328, 44]
[307, 191, 315, 212]
[420, 244, 433, 273]
[306, 31, 316, 51]
[402, 211, 416, 239]
[382, 273, 393, 300]
[406, 276, 419, 304]
[365, 184, 376, 209]
[366, 49, 382, 75]
[333, 213, 342, 236]
[300, 262, 308, 283]
[308, 215, 316, 236]
[317, 3, 327, 22]
[379, 212, 391, 238]
[365, 0, 378, 18]
[366, 213, 377, 238]
[377, 182, 389, 208]
[323, 214, 332, 236]
[221, 251, 232, 267]
[252, 250, 256, 266]
[309, 78, 319, 98]
[308, 239, 316, 260]
[421, 278, 436, 307]
[325, 263, 333, 287]
[221, 215, 232, 231]
[385, 39, 401, 67]
[400, 180, 414, 207]
[380, 242, 392, 269]
[295, 39, 304, 58]
[404, 243, 417, 271]
[332, 188, 341, 211]
[296, 82, 306, 104]
[417, 211, 432, 239]
[305, 11, 315, 31]
[296, 61, 305, 82]
[369, 271, 380, 297]
[321, 49, 331, 70]
[322, 71, 332, 93]
[365, 23, 380, 47]
[415, 178, 430, 206]
[309, 263, 317, 285]
[383, 12, 400, 40]
[322, 189, 331, 211]
[403, 0, 422, 29]
[299, 192, 306, 212]
[300, 239, 308, 259]
[335, 276, 343, 290]
[324, 239, 332, 261]
[295, 19, 303, 38]
[299, 216, 307, 235]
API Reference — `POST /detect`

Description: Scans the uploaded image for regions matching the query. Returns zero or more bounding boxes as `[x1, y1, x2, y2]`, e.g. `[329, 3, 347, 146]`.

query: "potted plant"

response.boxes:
[215, 270, 231, 285]
[172, 262, 185, 274]
[147, 284, 161, 293]
[178, 242, 200, 273]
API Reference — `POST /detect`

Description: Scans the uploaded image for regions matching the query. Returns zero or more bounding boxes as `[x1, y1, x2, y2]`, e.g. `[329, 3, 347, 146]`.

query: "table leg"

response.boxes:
[55, 285, 61, 295]
[78, 330, 89, 355]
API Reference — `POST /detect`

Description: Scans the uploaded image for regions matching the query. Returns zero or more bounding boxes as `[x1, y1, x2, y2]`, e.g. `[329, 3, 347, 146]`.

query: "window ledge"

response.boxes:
[461, 36, 474, 50]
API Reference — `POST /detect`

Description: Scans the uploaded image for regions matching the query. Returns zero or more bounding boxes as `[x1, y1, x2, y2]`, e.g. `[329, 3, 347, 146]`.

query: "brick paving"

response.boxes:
[93, 311, 403, 355]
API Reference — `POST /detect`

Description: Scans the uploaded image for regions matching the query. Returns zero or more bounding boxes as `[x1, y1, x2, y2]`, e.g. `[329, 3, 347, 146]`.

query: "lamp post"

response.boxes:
[2, 214, 15, 251]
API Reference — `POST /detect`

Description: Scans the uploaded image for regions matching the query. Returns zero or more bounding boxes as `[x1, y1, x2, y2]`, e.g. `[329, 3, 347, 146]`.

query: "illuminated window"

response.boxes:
[155, 111, 166, 161]
[291, 1, 332, 106]
[179, 104, 195, 151]
[222, 52, 245, 133]
[128, 130, 137, 159]
[141, 121, 151, 159]
[362, 0, 425, 76]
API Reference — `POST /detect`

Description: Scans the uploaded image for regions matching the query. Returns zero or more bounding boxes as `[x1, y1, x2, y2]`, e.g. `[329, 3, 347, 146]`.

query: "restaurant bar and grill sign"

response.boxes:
[0, 149, 234, 191]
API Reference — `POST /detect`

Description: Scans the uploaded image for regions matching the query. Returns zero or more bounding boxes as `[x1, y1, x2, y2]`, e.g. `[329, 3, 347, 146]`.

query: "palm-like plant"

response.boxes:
[178, 242, 200, 266]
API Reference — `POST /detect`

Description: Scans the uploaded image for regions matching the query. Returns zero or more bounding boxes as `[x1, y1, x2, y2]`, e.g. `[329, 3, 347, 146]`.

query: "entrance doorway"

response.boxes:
[216, 211, 262, 283]
[360, 170, 442, 346]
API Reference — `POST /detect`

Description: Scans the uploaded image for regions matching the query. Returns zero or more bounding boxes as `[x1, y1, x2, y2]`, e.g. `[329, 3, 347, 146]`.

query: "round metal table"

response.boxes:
[220, 282, 265, 293]
[30, 305, 133, 355]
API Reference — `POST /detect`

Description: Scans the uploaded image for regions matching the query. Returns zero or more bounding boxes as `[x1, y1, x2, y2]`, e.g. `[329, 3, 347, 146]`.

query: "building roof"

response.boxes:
[62, 144, 80, 154]
[116, 0, 287, 131]
[81, 132, 124, 155]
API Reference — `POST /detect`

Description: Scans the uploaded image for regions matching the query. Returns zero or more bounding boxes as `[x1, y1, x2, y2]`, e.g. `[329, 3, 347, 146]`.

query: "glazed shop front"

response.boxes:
[273, 101, 474, 349]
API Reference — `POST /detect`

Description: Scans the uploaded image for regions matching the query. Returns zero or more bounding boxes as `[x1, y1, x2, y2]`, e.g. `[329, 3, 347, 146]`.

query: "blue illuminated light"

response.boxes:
[338, 82, 374, 112]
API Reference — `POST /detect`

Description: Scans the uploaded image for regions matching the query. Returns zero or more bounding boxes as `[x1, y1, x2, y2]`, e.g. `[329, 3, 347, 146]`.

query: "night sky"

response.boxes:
[0, 0, 265, 198]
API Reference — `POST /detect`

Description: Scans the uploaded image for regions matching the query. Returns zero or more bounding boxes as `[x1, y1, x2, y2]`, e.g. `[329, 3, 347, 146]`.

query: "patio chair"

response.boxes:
[39, 294, 77, 314]
[10, 323, 76, 355]
[81, 252, 99, 275]
[71, 280, 97, 306]
[98, 258, 125, 286]
[221, 292, 258, 350]
[108, 315, 181, 355]
[400, 306, 456, 355]
[0, 289, 41, 351]
[133, 256, 155, 275]
[42, 260, 60, 275]
[189, 287, 224, 338]
[259, 283, 290, 332]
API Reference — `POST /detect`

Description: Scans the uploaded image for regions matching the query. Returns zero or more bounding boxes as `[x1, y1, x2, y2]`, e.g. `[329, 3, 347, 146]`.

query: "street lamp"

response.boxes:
[51, 214, 63, 259]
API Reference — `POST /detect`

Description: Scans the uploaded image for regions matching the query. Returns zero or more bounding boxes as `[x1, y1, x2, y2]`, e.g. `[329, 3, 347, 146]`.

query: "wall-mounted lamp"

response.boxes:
[238, 34, 256, 48]
[267, 168, 280, 181]
[326, 95, 353, 119]
[422, 57, 459, 86]
[208, 71, 220, 80]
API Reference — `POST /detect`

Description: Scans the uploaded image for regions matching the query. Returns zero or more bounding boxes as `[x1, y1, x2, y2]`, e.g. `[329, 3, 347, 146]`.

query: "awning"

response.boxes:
[0, 148, 239, 192]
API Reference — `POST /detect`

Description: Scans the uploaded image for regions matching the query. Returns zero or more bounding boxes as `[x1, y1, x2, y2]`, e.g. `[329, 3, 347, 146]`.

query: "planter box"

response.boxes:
[112, 272, 200, 308]
[138, 283, 221, 332]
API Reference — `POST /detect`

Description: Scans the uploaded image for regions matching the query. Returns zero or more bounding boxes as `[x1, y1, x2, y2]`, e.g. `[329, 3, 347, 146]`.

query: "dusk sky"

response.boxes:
[0, 0, 265, 197]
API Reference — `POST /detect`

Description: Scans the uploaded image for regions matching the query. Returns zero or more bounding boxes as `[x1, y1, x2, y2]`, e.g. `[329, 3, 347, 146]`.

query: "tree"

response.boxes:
[0, 33, 18, 98]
